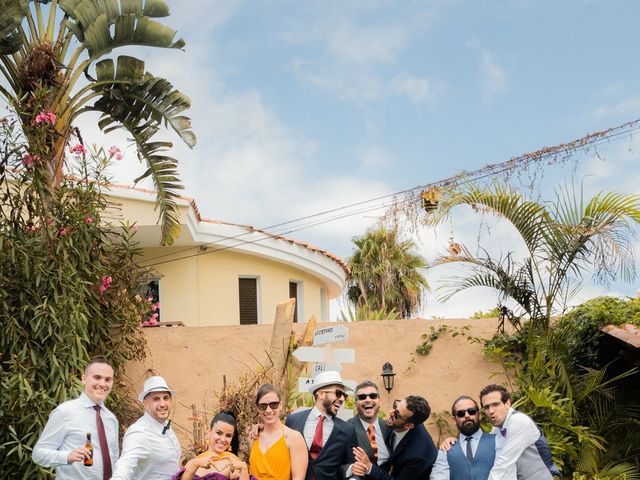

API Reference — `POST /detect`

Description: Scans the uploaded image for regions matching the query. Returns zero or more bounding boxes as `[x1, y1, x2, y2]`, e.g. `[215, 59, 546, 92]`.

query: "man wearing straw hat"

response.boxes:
[111, 376, 182, 480]
[286, 370, 358, 480]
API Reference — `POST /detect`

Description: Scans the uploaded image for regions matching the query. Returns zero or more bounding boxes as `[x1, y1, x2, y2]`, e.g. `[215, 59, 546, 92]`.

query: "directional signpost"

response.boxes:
[294, 325, 357, 412]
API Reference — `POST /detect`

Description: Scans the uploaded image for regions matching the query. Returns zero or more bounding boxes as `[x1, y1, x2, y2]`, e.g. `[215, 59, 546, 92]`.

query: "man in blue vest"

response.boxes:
[430, 395, 496, 480]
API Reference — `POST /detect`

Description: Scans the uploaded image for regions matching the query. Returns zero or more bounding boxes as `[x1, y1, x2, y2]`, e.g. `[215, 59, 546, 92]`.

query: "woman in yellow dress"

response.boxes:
[174, 411, 253, 480]
[249, 384, 308, 480]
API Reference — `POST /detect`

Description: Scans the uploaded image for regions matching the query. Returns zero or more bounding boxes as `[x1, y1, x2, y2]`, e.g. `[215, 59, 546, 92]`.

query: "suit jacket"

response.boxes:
[348, 416, 391, 464]
[286, 408, 358, 480]
[367, 423, 438, 480]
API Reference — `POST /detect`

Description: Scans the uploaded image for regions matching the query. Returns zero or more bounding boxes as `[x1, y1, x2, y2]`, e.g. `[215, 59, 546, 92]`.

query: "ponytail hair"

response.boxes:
[210, 410, 239, 455]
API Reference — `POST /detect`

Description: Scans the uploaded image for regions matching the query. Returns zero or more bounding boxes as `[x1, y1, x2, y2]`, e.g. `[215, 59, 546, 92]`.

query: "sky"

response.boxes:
[14, 0, 640, 319]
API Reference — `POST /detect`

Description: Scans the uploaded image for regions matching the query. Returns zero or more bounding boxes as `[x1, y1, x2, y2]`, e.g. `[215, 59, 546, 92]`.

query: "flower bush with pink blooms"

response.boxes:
[1, 119, 153, 473]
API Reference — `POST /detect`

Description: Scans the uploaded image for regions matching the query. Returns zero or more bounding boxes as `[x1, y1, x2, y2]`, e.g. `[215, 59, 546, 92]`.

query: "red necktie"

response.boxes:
[309, 415, 325, 460]
[94, 405, 112, 480]
[368, 424, 378, 461]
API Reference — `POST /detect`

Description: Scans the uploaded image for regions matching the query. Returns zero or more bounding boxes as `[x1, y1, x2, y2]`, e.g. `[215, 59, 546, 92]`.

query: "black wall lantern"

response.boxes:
[381, 362, 396, 393]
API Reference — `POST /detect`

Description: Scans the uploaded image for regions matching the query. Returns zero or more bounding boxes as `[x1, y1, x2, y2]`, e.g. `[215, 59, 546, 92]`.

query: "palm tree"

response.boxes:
[346, 225, 429, 318]
[427, 184, 640, 347]
[0, 0, 196, 244]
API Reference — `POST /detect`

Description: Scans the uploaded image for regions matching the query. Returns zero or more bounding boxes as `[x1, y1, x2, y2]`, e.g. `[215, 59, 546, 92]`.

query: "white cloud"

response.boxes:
[391, 73, 446, 104]
[593, 96, 640, 117]
[358, 145, 394, 170]
[467, 40, 508, 105]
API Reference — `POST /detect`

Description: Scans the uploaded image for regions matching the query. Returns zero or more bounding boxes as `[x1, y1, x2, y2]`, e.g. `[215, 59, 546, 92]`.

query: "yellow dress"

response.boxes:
[249, 430, 291, 480]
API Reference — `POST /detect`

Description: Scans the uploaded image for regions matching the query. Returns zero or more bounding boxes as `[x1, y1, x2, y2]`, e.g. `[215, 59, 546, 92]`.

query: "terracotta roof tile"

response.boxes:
[601, 324, 640, 349]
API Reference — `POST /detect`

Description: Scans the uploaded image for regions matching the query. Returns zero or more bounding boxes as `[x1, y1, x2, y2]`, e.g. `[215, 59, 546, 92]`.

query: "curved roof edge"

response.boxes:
[105, 183, 349, 297]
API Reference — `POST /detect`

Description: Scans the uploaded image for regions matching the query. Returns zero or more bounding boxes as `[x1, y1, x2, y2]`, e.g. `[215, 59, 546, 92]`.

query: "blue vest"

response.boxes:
[446, 432, 496, 480]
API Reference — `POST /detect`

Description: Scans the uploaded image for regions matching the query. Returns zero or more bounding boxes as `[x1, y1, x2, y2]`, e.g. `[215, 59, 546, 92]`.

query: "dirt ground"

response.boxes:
[123, 317, 508, 449]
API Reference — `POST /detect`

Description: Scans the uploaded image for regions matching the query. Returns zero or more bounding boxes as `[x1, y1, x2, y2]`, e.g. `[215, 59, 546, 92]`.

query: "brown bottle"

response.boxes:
[83, 433, 94, 466]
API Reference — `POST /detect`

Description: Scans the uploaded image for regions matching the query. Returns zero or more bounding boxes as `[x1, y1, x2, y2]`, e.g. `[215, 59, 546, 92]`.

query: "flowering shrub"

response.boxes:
[0, 119, 150, 475]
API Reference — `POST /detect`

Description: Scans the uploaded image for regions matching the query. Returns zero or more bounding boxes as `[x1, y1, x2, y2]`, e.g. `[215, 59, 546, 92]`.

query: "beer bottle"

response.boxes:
[83, 433, 94, 466]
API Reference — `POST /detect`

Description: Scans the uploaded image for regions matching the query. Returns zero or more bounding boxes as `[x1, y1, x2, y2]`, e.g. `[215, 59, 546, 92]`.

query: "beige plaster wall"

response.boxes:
[142, 248, 329, 326]
[123, 317, 507, 448]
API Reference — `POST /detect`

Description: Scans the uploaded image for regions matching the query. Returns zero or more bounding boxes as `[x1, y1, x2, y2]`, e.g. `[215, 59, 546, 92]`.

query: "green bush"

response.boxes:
[0, 121, 149, 477]
[557, 296, 640, 370]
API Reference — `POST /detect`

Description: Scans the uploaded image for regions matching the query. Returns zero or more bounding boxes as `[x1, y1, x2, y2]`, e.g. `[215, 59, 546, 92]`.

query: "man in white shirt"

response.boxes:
[33, 357, 120, 480]
[430, 395, 496, 480]
[480, 384, 561, 480]
[111, 376, 182, 480]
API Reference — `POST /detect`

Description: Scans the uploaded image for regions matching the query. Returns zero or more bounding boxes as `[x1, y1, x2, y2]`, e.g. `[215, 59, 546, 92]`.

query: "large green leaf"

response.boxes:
[59, 0, 184, 58]
[80, 60, 195, 244]
[0, 0, 29, 54]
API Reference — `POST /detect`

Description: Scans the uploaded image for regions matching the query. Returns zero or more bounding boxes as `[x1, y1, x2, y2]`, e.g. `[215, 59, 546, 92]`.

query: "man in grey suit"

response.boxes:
[430, 395, 496, 480]
[344, 380, 391, 477]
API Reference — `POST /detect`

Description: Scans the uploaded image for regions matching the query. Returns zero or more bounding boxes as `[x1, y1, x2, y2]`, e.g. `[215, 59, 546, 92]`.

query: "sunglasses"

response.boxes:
[391, 399, 410, 422]
[319, 389, 347, 399]
[257, 401, 280, 411]
[454, 408, 479, 418]
[356, 393, 380, 401]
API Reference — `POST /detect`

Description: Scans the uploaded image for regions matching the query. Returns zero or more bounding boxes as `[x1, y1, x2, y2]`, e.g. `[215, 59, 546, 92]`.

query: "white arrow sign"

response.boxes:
[313, 325, 349, 346]
[293, 347, 355, 364]
[312, 362, 342, 374]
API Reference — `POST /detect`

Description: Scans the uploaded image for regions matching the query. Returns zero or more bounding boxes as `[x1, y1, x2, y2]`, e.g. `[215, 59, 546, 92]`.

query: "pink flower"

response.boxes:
[47, 218, 54, 226]
[85, 216, 92, 224]
[148, 318, 158, 326]
[99, 285, 107, 293]
[150, 313, 159, 320]
[22, 153, 39, 166]
[58, 227, 68, 237]
[24, 225, 38, 233]
[34, 111, 56, 125]
[132, 224, 139, 233]
[69, 143, 88, 155]
[142, 320, 150, 327]
[108, 146, 123, 161]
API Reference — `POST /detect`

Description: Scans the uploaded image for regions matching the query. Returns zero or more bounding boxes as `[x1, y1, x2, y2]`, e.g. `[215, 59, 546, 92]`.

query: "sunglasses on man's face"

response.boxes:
[320, 389, 347, 399]
[257, 401, 280, 411]
[454, 407, 479, 418]
[356, 392, 379, 401]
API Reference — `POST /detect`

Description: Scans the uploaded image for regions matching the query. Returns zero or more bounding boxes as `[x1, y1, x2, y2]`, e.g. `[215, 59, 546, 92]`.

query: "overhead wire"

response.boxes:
[143, 120, 640, 268]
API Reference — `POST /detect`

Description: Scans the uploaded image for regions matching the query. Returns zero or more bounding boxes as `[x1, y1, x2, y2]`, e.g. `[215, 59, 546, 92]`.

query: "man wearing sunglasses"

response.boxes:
[343, 381, 391, 475]
[285, 370, 358, 480]
[429, 396, 496, 480]
[352, 395, 437, 479]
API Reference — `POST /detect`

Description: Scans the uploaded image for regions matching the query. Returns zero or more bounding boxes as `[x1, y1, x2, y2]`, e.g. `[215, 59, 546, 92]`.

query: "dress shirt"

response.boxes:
[32, 392, 119, 480]
[302, 407, 334, 449]
[391, 429, 409, 450]
[429, 428, 484, 480]
[359, 418, 390, 464]
[488, 408, 540, 480]
[111, 412, 182, 480]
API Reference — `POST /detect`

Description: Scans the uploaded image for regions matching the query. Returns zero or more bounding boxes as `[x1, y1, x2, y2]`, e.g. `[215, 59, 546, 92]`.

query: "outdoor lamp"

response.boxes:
[381, 362, 396, 393]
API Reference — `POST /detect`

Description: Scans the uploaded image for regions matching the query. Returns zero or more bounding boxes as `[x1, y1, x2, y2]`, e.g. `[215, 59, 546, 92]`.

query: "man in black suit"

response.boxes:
[285, 370, 358, 480]
[352, 395, 438, 480]
[347, 381, 391, 468]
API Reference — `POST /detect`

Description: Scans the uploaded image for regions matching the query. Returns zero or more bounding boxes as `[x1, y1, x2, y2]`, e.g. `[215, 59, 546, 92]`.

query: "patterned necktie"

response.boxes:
[465, 436, 474, 462]
[93, 405, 112, 480]
[367, 424, 378, 461]
[309, 415, 324, 460]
